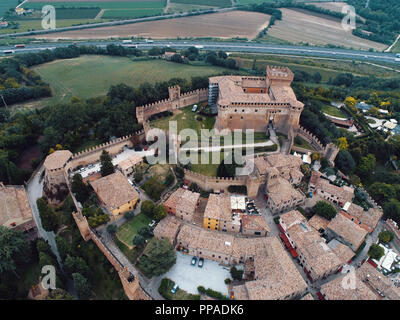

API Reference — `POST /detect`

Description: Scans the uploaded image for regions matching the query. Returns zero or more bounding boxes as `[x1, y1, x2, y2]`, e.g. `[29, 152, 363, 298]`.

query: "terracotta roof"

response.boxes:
[280, 210, 306, 229]
[241, 214, 271, 233]
[327, 213, 368, 251]
[44, 150, 72, 170]
[90, 171, 138, 211]
[234, 237, 307, 300]
[153, 215, 181, 243]
[0, 184, 34, 228]
[286, 222, 342, 279]
[327, 239, 355, 266]
[320, 272, 378, 300]
[164, 188, 200, 214]
[118, 154, 143, 170]
[203, 193, 232, 221]
[267, 178, 304, 206]
[308, 214, 330, 232]
[345, 203, 383, 233]
[314, 175, 354, 203]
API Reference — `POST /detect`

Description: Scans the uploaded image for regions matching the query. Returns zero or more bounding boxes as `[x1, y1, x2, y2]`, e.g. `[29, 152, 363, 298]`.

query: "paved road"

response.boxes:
[1, 40, 399, 66]
[26, 166, 62, 265]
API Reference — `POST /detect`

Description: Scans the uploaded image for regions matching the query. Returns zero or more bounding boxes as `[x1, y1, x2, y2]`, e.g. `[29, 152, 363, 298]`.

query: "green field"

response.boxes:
[170, 0, 231, 7]
[33, 56, 228, 104]
[0, 0, 18, 16]
[236, 0, 275, 4]
[321, 104, 347, 118]
[0, 19, 110, 34]
[25, 1, 165, 10]
[102, 8, 163, 19]
[116, 213, 152, 248]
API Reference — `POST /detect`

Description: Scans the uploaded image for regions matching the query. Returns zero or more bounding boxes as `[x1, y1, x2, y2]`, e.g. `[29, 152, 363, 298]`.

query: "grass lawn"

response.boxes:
[114, 235, 142, 264]
[170, 0, 231, 7]
[116, 213, 152, 249]
[294, 136, 313, 150]
[159, 278, 200, 300]
[32, 56, 228, 105]
[148, 164, 171, 182]
[321, 104, 347, 119]
[150, 105, 216, 138]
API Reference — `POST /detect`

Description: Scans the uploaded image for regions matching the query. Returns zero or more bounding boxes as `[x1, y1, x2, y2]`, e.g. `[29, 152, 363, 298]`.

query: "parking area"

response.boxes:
[163, 252, 231, 295]
[73, 147, 154, 179]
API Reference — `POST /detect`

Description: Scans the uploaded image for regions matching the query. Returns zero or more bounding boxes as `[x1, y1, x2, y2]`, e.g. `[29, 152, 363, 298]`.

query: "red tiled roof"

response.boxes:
[367, 259, 378, 268]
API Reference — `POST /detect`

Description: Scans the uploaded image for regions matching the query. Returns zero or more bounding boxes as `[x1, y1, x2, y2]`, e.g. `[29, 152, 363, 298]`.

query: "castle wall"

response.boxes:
[183, 169, 261, 197]
[136, 87, 208, 123]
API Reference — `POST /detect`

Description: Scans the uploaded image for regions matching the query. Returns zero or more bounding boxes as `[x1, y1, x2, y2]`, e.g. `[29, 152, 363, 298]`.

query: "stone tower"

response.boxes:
[119, 267, 150, 300]
[246, 174, 261, 198]
[168, 85, 181, 101]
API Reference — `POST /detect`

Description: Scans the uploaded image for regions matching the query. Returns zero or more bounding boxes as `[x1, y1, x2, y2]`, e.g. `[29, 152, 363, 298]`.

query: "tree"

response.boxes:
[141, 200, 155, 218]
[64, 255, 89, 277]
[378, 231, 394, 244]
[56, 236, 71, 261]
[383, 199, 400, 225]
[100, 150, 114, 177]
[106, 224, 117, 235]
[312, 201, 337, 220]
[36, 197, 59, 232]
[335, 150, 356, 173]
[0, 226, 30, 274]
[124, 211, 135, 220]
[356, 154, 376, 178]
[171, 54, 184, 64]
[368, 182, 396, 205]
[230, 266, 243, 281]
[72, 273, 92, 300]
[134, 170, 143, 183]
[368, 244, 385, 261]
[138, 239, 176, 277]
[337, 137, 349, 151]
[132, 234, 145, 247]
[154, 205, 167, 220]
[71, 173, 90, 203]
[138, 226, 150, 237]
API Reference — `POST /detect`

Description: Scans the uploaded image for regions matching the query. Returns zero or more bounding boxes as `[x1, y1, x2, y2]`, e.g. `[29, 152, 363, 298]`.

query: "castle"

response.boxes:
[209, 66, 303, 135]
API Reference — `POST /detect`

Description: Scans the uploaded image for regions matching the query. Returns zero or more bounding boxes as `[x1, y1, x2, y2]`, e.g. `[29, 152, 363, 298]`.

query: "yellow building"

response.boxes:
[203, 194, 241, 233]
[90, 171, 139, 216]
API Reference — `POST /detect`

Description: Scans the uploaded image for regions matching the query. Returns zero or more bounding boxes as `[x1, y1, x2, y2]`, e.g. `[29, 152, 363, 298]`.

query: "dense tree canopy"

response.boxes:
[138, 239, 176, 277]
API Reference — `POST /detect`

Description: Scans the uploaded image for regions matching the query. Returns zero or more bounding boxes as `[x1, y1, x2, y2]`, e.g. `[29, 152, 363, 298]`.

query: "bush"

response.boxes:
[378, 231, 394, 244]
[224, 278, 231, 284]
[368, 243, 385, 260]
[230, 266, 243, 281]
[197, 286, 229, 300]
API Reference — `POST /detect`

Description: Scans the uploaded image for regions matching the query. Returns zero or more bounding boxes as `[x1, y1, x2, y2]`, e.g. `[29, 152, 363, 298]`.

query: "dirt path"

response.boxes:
[95, 9, 105, 20]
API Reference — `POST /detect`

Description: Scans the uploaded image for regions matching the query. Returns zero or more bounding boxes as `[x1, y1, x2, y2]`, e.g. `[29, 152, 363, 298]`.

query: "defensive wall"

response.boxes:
[136, 86, 208, 123]
[66, 170, 151, 300]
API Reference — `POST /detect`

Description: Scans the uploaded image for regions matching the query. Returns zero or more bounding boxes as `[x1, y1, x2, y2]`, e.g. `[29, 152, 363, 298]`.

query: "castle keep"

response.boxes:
[210, 66, 303, 135]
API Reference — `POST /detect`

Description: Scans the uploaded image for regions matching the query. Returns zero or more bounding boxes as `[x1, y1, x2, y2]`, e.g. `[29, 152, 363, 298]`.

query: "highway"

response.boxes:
[1, 40, 400, 65]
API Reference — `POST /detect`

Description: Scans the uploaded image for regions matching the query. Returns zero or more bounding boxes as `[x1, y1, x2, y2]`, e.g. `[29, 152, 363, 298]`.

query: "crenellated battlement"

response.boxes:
[136, 85, 208, 123]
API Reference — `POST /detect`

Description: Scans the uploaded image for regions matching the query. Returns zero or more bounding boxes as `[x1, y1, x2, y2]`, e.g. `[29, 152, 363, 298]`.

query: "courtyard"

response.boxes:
[162, 252, 231, 296]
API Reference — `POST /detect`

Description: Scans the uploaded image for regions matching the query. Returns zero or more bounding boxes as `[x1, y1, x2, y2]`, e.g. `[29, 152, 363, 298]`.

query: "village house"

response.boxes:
[248, 154, 305, 214]
[203, 193, 241, 233]
[175, 224, 307, 300]
[117, 154, 143, 178]
[163, 188, 200, 222]
[342, 202, 383, 233]
[153, 215, 182, 245]
[279, 211, 344, 282]
[326, 212, 368, 252]
[90, 171, 139, 216]
[321, 262, 400, 300]
[0, 183, 38, 240]
[309, 171, 354, 207]
[241, 214, 270, 237]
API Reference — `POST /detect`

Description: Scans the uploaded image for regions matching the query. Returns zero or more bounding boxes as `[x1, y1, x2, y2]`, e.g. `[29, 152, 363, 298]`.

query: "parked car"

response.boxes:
[198, 258, 204, 268]
[171, 284, 179, 294]
[191, 257, 197, 266]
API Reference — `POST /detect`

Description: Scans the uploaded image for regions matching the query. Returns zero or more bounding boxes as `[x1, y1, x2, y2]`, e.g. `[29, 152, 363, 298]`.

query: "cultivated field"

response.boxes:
[267, 8, 386, 51]
[32, 56, 228, 103]
[170, 0, 231, 7]
[305, 1, 366, 23]
[31, 11, 270, 40]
